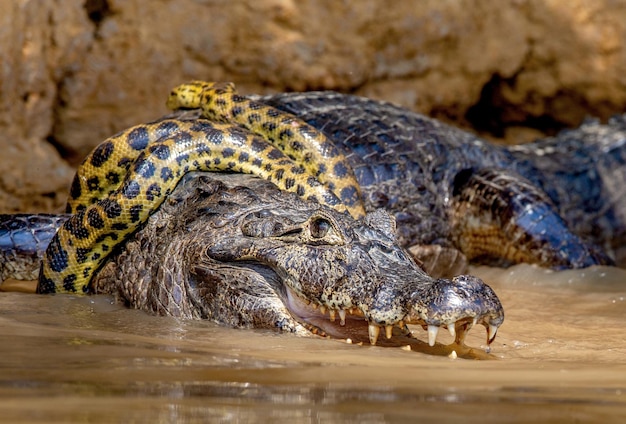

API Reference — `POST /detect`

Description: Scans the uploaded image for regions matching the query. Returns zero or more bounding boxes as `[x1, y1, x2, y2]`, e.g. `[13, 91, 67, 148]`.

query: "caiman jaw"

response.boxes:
[418, 315, 501, 348]
[284, 286, 404, 343]
[284, 279, 503, 348]
[367, 314, 501, 347]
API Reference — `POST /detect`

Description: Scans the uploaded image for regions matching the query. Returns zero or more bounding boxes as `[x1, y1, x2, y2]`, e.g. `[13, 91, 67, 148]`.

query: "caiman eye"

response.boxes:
[310, 218, 331, 239]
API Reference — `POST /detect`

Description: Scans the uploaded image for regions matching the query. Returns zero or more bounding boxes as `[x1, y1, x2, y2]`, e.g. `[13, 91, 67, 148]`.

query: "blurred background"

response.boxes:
[1, 0, 625, 212]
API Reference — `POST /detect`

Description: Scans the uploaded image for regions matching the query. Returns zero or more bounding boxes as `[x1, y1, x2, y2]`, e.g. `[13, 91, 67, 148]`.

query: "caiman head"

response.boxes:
[96, 173, 504, 349]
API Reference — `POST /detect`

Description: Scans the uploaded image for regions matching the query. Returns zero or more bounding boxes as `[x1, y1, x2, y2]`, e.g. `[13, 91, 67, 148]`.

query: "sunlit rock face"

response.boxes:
[2, 0, 626, 212]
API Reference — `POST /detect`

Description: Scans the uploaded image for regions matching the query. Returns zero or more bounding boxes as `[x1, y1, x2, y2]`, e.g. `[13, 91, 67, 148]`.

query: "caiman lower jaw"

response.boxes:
[404, 315, 501, 349]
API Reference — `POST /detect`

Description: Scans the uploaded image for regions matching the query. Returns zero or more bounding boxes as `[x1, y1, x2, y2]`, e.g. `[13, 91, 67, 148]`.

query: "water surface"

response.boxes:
[1, 264, 626, 422]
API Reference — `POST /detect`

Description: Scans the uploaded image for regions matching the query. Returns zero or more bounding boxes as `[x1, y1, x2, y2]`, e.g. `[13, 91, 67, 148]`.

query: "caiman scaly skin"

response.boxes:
[257, 91, 622, 272]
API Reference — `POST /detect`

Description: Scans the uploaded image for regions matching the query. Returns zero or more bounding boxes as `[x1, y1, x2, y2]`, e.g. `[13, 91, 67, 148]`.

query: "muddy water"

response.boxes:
[1, 265, 626, 423]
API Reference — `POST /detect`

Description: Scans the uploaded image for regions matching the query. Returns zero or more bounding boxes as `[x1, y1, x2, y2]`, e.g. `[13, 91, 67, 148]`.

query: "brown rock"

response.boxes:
[1, 0, 626, 212]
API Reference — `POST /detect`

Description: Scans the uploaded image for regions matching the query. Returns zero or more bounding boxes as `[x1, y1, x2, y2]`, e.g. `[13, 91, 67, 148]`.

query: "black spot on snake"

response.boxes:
[250, 138, 268, 153]
[333, 162, 349, 178]
[340, 186, 360, 206]
[161, 167, 174, 182]
[145, 183, 162, 201]
[134, 159, 156, 179]
[262, 121, 278, 132]
[75, 247, 90, 264]
[149, 143, 172, 161]
[129, 205, 143, 223]
[248, 113, 261, 125]
[46, 237, 68, 273]
[290, 165, 305, 174]
[87, 209, 105, 229]
[67, 218, 90, 240]
[87, 176, 101, 192]
[127, 126, 150, 151]
[101, 199, 122, 219]
[156, 121, 180, 136]
[267, 149, 284, 160]
[62, 274, 77, 292]
[90, 140, 115, 167]
[232, 106, 244, 117]
[121, 180, 141, 200]
[106, 171, 120, 185]
[69, 175, 82, 202]
[279, 128, 294, 140]
[111, 222, 129, 231]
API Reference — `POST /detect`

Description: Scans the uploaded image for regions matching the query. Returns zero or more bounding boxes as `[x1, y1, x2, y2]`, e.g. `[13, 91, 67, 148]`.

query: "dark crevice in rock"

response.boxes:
[45, 134, 75, 164]
[84, 0, 112, 28]
[465, 73, 567, 139]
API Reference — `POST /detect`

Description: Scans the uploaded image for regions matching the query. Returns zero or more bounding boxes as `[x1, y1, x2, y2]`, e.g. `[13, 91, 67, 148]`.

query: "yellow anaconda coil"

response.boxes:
[166, 81, 366, 219]
[38, 119, 348, 294]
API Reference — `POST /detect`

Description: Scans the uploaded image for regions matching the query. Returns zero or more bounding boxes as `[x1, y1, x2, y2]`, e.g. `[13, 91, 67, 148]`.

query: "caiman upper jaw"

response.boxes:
[406, 274, 504, 348]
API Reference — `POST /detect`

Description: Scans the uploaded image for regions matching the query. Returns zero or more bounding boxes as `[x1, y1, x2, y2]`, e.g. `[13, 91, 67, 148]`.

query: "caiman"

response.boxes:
[0, 173, 503, 350]
[3, 82, 624, 351]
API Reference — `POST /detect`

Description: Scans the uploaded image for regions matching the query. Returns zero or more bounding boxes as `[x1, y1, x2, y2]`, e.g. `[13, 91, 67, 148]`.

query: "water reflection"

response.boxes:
[1, 265, 626, 422]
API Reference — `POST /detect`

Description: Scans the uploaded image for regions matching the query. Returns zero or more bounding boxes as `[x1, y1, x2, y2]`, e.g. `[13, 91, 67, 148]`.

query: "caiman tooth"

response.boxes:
[397, 320, 405, 329]
[447, 324, 456, 339]
[329, 309, 336, 322]
[385, 325, 393, 339]
[338, 309, 346, 326]
[319, 305, 327, 315]
[487, 324, 499, 344]
[427, 325, 439, 347]
[368, 324, 381, 345]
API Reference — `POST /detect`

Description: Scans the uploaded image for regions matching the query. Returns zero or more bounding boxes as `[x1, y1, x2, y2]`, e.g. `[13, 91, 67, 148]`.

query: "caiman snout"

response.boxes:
[406, 274, 504, 348]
